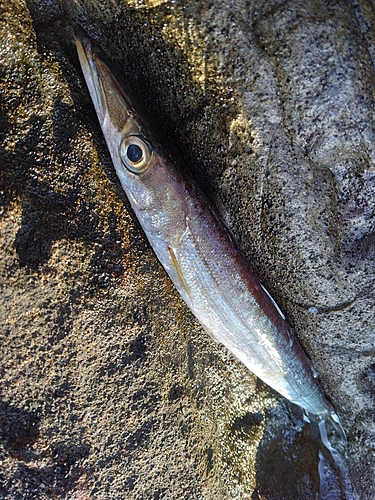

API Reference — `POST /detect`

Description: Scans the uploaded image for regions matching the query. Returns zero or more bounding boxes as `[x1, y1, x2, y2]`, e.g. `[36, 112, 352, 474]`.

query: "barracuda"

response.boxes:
[74, 28, 346, 446]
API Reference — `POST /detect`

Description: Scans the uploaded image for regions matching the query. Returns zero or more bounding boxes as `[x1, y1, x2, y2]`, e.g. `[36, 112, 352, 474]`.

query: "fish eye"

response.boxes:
[120, 135, 151, 174]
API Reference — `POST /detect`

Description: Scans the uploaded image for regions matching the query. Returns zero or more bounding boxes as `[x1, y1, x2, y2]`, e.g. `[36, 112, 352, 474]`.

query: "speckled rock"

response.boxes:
[1, 0, 374, 498]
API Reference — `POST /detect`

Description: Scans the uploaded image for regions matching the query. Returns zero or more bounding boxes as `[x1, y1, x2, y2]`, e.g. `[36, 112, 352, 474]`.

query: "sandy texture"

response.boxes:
[1, 0, 374, 498]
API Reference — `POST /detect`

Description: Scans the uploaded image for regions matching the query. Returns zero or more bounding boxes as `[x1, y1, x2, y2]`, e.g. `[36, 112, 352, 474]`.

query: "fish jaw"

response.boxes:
[74, 27, 138, 136]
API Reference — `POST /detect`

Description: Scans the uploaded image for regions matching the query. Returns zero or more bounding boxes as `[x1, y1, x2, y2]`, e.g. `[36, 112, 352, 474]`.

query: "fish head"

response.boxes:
[74, 27, 190, 245]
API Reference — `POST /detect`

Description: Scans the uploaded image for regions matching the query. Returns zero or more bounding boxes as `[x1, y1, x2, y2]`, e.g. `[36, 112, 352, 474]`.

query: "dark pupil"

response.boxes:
[127, 144, 143, 163]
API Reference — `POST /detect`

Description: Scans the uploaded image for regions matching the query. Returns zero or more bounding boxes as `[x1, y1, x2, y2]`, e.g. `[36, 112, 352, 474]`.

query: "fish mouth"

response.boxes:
[74, 26, 137, 132]
[74, 27, 107, 124]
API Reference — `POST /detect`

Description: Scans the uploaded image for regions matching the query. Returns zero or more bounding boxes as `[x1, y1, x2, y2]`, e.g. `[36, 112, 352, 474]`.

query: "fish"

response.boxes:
[74, 27, 346, 448]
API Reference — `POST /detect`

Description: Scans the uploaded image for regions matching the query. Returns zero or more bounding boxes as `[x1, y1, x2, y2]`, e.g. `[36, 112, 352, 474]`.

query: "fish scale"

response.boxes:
[177, 211, 325, 413]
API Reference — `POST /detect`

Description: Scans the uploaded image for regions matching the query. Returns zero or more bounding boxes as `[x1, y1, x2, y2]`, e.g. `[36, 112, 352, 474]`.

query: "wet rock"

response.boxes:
[1, 0, 374, 498]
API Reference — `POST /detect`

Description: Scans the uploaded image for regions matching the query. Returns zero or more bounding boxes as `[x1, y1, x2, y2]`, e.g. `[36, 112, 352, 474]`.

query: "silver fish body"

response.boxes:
[74, 29, 344, 436]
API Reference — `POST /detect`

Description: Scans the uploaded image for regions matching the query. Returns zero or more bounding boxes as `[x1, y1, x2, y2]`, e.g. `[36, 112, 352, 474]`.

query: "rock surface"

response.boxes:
[1, 0, 374, 498]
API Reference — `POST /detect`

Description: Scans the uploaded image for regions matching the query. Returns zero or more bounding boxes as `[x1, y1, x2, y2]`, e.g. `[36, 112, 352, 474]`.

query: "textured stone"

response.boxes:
[1, 0, 375, 498]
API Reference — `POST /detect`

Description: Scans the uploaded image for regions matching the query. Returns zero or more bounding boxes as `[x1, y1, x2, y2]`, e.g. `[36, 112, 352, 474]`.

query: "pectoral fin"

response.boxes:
[167, 246, 192, 300]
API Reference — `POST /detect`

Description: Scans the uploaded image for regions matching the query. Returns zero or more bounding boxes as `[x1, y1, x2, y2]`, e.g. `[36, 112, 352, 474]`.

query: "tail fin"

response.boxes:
[329, 410, 347, 443]
[305, 411, 357, 500]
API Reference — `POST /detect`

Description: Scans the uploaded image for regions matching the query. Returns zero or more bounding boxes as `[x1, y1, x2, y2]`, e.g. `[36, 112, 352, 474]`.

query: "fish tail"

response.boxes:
[305, 411, 357, 500]
[303, 409, 345, 442]
[328, 410, 347, 443]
